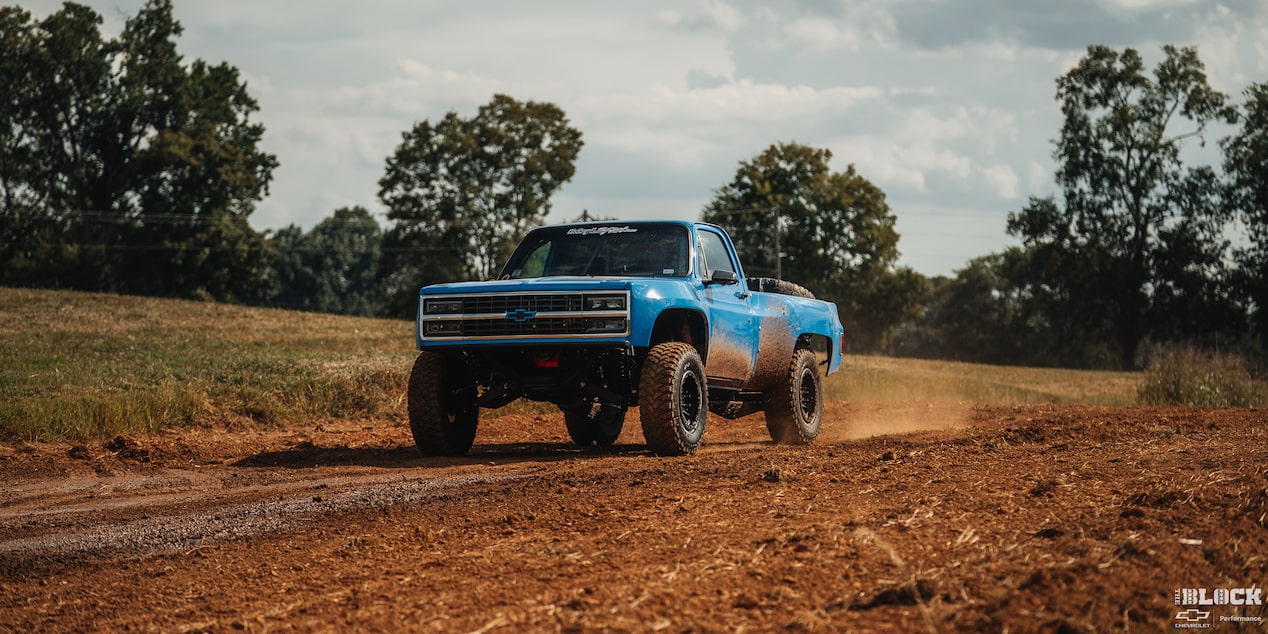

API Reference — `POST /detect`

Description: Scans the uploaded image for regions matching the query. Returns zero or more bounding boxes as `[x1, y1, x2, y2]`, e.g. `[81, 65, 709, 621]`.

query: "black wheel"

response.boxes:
[563, 403, 626, 446]
[639, 342, 708, 456]
[764, 349, 823, 444]
[747, 277, 815, 299]
[407, 351, 479, 456]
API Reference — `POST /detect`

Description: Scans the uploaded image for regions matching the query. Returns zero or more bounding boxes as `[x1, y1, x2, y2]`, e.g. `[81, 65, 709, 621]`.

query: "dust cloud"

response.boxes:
[820, 400, 972, 442]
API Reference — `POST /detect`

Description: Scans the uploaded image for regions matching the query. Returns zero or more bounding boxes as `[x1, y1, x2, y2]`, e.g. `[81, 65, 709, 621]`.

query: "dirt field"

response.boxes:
[1, 402, 1265, 632]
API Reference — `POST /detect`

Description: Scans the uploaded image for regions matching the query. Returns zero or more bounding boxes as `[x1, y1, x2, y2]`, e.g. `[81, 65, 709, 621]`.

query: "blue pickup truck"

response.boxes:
[409, 220, 844, 456]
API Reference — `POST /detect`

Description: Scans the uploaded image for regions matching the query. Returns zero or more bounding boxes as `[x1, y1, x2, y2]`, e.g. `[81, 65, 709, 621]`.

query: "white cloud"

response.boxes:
[577, 80, 883, 168]
[324, 59, 510, 117]
[1028, 161, 1053, 194]
[838, 141, 928, 193]
[1185, 4, 1253, 90]
[658, 0, 746, 32]
[1100, 0, 1203, 9]
[754, 2, 897, 53]
[834, 137, 979, 196]
[896, 104, 1020, 157]
[980, 164, 1019, 199]
[1260, 27, 1268, 71]
[822, 100, 1024, 202]
[915, 146, 974, 181]
[16, 0, 1268, 275]
[782, 18, 862, 53]
[580, 80, 881, 124]
[699, 0, 746, 32]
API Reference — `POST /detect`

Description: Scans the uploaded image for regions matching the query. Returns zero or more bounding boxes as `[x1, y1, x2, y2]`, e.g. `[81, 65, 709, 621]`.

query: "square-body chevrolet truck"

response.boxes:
[408, 220, 844, 456]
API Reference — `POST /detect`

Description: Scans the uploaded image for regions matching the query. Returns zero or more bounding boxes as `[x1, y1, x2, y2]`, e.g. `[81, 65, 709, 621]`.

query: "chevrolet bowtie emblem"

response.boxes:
[505, 308, 537, 323]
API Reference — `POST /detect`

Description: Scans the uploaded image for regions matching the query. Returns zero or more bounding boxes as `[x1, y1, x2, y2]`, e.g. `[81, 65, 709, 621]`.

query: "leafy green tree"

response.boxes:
[0, 1, 277, 301]
[378, 94, 583, 315]
[0, 3, 114, 286]
[702, 142, 925, 351]
[890, 251, 1023, 363]
[1149, 166, 1246, 347]
[1224, 82, 1268, 350]
[890, 243, 1122, 367]
[1007, 45, 1238, 369]
[269, 206, 383, 316]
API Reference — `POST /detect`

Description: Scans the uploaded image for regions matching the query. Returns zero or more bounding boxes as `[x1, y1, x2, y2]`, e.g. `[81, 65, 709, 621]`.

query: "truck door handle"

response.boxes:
[734, 290, 750, 299]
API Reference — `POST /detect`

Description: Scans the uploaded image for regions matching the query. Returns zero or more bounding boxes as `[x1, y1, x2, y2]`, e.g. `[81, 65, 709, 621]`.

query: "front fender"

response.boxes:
[627, 280, 707, 349]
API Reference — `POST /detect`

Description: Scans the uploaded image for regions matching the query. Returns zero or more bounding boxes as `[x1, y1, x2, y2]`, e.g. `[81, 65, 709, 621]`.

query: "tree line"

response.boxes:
[890, 46, 1267, 370]
[1, 2, 1264, 370]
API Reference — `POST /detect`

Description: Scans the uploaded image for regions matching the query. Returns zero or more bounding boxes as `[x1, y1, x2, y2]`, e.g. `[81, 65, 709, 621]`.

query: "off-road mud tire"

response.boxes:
[407, 351, 479, 456]
[563, 403, 626, 446]
[764, 349, 823, 444]
[747, 277, 815, 299]
[639, 342, 708, 456]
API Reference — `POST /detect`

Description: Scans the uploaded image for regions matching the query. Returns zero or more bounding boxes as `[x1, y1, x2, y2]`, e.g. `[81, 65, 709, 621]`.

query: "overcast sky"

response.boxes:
[22, 0, 1268, 276]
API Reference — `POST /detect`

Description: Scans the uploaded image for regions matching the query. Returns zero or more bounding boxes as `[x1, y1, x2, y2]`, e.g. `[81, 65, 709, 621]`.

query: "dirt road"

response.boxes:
[1, 403, 1265, 632]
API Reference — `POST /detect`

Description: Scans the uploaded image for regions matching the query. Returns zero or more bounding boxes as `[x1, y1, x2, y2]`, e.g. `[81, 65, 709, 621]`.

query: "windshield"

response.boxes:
[500, 223, 692, 279]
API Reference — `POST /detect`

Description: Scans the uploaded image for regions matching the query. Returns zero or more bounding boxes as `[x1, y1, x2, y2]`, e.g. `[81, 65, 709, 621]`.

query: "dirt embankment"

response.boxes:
[1, 403, 1265, 632]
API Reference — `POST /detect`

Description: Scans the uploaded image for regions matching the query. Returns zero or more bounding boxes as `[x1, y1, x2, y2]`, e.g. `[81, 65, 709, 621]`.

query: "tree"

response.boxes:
[891, 251, 1026, 364]
[1224, 82, 1268, 351]
[377, 94, 583, 315]
[0, 1, 277, 300]
[702, 142, 925, 351]
[1007, 45, 1238, 369]
[269, 206, 383, 316]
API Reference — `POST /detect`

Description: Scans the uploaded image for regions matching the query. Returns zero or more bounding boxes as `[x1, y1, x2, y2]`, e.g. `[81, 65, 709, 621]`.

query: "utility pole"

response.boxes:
[773, 206, 781, 280]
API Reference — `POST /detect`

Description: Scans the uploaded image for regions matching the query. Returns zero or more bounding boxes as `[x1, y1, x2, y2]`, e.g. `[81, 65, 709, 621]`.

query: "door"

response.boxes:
[697, 228, 758, 384]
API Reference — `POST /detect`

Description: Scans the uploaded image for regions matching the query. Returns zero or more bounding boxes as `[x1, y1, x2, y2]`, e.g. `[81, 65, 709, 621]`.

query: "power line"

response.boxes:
[3, 242, 463, 254]
[0, 209, 392, 228]
[0, 209, 557, 235]
[704, 206, 776, 217]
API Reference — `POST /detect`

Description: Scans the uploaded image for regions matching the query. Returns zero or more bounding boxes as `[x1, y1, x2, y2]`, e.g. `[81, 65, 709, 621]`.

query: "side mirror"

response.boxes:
[708, 269, 738, 285]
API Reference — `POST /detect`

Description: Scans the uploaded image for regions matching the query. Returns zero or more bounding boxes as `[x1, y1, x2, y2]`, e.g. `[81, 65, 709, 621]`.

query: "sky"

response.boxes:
[21, 0, 1268, 277]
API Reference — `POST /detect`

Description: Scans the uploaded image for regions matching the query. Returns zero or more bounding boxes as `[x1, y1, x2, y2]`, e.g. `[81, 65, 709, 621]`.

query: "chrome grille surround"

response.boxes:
[420, 291, 631, 340]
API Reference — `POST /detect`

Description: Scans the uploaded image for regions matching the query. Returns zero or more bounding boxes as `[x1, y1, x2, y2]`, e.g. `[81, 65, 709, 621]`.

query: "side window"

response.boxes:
[514, 241, 551, 278]
[698, 230, 736, 278]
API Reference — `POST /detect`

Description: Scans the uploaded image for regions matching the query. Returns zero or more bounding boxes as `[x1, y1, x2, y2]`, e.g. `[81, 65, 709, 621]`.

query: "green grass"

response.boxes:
[0, 288, 414, 441]
[1, 287, 1202, 443]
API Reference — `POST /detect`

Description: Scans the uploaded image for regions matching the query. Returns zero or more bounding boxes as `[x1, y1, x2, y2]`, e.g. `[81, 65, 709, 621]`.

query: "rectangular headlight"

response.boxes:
[424, 298, 464, 314]
[424, 321, 462, 335]
[586, 318, 627, 333]
[585, 295, 626, 311]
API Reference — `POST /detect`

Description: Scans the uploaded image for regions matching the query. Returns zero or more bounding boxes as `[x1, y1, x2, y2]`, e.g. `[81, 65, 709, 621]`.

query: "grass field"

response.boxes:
[0, 288, 413, 441]
[829, 355, 1140, 406]
[0, 287, 1198, 442]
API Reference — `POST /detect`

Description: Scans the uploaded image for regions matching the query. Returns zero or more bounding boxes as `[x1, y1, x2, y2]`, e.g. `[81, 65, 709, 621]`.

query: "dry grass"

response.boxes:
[0, 288, 414, 441]
[2, 288, 1156, 442]
[1138, 346, 1264, 407]
[826, 355, 1141, 406]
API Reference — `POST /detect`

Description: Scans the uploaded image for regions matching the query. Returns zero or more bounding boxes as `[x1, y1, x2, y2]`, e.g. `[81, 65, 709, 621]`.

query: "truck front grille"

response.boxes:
[420, 291, 630, 341]
[462, 294, 583, 314]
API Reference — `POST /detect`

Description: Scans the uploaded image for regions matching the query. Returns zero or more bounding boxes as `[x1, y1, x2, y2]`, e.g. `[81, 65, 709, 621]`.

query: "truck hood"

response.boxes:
[421, 277, 634, 295]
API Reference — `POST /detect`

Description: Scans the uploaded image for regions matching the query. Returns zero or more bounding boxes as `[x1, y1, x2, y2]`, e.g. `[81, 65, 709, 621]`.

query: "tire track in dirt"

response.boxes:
[0, 470, 526, 563]
[2, 405, 1265, 632]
